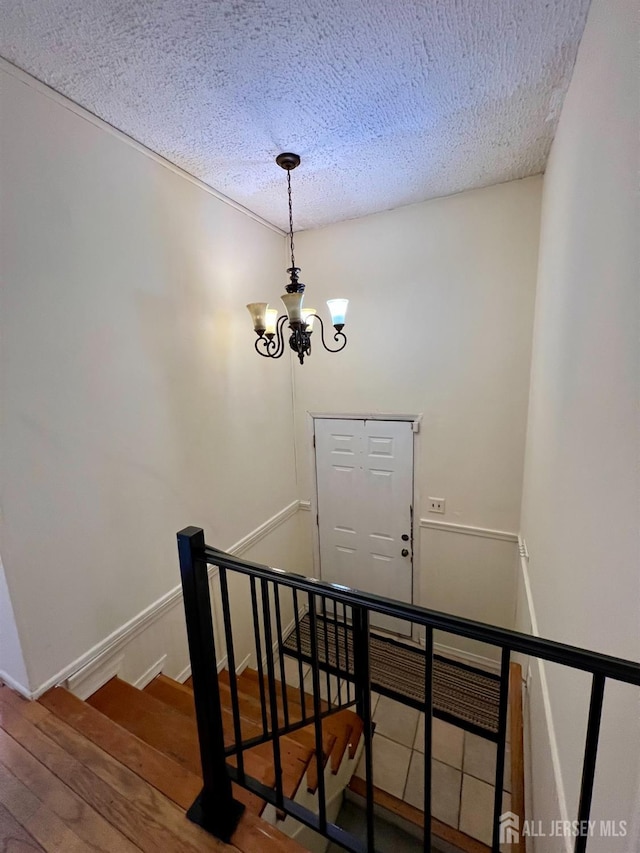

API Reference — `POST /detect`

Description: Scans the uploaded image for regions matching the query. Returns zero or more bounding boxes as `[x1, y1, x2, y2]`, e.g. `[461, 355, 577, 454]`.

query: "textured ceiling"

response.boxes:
[0, 0, 590, 231]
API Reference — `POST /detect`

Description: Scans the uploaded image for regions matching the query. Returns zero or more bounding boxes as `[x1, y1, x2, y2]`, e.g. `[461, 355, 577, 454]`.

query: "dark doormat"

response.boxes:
[282, 612, 500, 739]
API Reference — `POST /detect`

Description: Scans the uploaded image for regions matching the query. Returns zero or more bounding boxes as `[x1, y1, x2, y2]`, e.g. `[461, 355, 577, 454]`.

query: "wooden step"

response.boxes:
[348, 775, 491, 853]
[145, 673, 196, 716]
[38, 686, 302, 852]
[218, 674, 306, 728]
[304, 709, 364, 794]
[219, 668, 342, 763]
[187, 669, 362, 792]
[88, 677, 203, 773]
[148, 672, 327, 763]
[145, 675, 318, 799]
[0, 685, 233, 853]
[234, 667, 331, 714]
[220, 668, 363, 793]
[91, 678, 313, 809]
[177, 673, 338, 764]
[87, 678, 276, 793]
[41, 684, 263, 816]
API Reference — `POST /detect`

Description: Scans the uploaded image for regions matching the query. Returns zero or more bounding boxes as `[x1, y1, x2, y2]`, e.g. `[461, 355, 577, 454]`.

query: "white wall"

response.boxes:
[0, 66, 301, 693]
[292, 178, 542, 655]
[518, 0, 640, 848]
[0, 557, 29, 690]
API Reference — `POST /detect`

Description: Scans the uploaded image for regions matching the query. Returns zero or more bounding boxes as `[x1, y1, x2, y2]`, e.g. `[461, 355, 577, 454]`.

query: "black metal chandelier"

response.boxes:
[247, 153, 349, 365]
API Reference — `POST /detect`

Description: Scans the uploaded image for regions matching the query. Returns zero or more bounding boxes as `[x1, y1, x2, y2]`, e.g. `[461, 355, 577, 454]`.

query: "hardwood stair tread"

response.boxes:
[41, 684, 202, 807]
[217, 676, 346, 758]
[348, 775, 491, 853]
[171, 673, 338, 764]
[147, 676, 316, 799]
[218, 676, 307, 728]
[1, 663, 362, 853]
[90, 678, 314, 811]
[37, 686, 302, 852]
[219, 668, 363, 793]
[88, 678, 277, 792]
[144, 674, 196, 717]
[233, 667, 332, 715]
[0, 686, 233, 853]
[87, 677, 204, 774]
[162, 669, 362, 793]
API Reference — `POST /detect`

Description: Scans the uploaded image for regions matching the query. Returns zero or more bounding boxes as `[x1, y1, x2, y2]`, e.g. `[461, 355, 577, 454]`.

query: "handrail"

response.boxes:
[205, 545, 640, 686]
[180, 529, 640, 853]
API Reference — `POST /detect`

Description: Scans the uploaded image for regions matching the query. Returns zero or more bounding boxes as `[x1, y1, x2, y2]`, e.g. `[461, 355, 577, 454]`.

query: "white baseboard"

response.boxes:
[198, 651, 251, 680]
[518, 536, 571, 852]
[175, 663, 192, 684]
[133, 654, 167, 690]
[0, 669, 32, 699]
[65, 649, 125, 701]
[235, 653, 251, 676]
[433, 641, 501, 675]
[23, 502, 300, 700]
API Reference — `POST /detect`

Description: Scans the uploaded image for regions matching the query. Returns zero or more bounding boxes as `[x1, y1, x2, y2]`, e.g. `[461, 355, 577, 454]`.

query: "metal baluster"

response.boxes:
[308, 593, 328, 834]
[330, 600, 342, 705]
[293, 589, 307, 721]
[575, 674, 606, 853]
[261, 580, 284, 811]
[274, 585, 290, 730]
[218, 567, 244, 784]
[343, 602, 351, 703]
[492, 647, 511, 852]
[423, 627, 434, 852]
[250, 577, 269, 736]
[321, 596, 332, 704]
[353, 606, 374, 852]
[177, 528, 244, 840]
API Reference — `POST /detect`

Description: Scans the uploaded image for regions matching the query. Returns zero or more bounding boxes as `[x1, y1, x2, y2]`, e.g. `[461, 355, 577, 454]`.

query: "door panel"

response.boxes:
[315, 418, 414, 635]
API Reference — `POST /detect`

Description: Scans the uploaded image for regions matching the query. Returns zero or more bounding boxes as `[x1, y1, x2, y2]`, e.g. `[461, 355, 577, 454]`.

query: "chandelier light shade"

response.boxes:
[247, 153, 349, 365]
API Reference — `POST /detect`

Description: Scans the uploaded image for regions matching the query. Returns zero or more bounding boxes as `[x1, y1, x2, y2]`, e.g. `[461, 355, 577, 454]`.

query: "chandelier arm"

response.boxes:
[252, 315, 287, 358]
[254, 335, 279, 358]
[273, 314, 289, 358]
[314, 314, 347, 353]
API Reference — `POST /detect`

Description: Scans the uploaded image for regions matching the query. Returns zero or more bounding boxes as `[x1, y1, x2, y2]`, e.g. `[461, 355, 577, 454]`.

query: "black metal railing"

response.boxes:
[177, 527, 640, 853]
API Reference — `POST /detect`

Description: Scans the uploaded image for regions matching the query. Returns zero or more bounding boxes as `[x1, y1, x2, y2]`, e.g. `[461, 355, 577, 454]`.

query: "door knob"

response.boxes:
[401, 534, 409, 541]
[401, 548, 409, 557]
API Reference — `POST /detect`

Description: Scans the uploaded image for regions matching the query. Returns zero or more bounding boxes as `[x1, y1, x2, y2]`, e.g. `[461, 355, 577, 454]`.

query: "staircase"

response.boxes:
[0, 668, 363, 852]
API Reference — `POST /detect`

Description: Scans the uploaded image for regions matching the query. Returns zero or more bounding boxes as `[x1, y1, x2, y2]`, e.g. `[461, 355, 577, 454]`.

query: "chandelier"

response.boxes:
[247, 153, 349, 365]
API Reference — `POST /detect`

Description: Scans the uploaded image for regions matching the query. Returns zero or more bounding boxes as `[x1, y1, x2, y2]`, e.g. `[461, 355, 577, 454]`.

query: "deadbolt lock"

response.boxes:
[401, 534, 409, 541]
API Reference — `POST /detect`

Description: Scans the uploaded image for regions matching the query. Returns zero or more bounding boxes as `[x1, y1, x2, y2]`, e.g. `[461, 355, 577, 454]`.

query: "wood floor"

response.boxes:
[0, 668, 363, 852]
[0, 664, 522, 852]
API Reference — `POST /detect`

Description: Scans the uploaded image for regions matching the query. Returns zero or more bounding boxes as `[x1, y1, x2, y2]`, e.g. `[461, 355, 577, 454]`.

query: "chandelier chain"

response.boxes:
[287, 169, 296, 270]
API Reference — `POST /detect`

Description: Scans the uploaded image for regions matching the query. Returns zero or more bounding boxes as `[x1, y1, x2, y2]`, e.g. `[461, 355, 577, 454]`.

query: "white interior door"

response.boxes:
[314, 418, 414, 635]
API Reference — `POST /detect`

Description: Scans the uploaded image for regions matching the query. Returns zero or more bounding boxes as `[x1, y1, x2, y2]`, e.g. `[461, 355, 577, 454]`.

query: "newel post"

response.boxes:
[177, 527, 244, 841]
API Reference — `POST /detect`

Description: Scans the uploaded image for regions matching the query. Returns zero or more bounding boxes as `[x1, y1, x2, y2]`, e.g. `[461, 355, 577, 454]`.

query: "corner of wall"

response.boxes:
[0, 556, 31, 696]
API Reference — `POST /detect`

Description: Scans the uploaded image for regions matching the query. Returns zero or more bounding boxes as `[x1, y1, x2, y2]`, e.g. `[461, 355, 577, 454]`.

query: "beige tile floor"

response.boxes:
[276, 655, 511, 847]
[354, 696, 512, 848]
